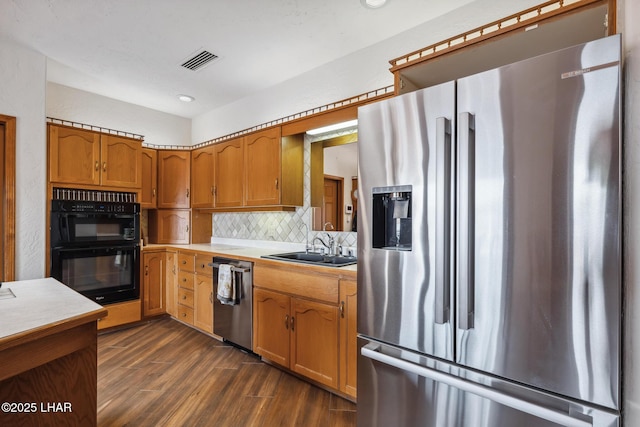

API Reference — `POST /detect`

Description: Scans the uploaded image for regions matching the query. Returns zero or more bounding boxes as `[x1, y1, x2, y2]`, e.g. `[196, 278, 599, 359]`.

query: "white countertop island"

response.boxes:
[0, 277, 107, 427]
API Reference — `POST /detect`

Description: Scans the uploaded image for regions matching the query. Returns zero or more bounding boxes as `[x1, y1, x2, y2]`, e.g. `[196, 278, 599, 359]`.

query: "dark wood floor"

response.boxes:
[97, 318, 357, 426]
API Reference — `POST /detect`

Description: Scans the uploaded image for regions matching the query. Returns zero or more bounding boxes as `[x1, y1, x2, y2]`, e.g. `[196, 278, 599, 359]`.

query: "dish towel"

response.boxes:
[217, 264, 238, 306]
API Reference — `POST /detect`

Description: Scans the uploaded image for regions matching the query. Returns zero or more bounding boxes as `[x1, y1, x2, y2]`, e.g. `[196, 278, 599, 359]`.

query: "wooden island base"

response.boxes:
[0, 278, 107, 427]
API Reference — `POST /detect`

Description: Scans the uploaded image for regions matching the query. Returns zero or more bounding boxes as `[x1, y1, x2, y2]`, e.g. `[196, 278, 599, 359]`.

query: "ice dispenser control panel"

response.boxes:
[372, 185, 412, 251]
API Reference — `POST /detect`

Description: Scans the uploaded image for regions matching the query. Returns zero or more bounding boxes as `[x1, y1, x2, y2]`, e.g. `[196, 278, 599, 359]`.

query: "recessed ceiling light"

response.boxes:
[361, 0, 387, 9]
[178, 94, 195, 102]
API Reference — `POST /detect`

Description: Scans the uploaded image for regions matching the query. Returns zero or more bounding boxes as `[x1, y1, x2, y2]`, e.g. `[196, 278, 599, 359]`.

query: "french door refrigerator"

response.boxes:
[357, 34, 621, 427]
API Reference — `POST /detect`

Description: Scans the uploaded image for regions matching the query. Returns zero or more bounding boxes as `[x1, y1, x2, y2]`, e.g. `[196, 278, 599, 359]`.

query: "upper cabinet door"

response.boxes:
[214, 137, 244, 208]
[100, 134, 142, 188]
[49, 124, 101, 186]
[140, 148, 157, 208]
[190, 146, 214, 208]
[157, 150, 191, 208]
[244, 128, 282, 206]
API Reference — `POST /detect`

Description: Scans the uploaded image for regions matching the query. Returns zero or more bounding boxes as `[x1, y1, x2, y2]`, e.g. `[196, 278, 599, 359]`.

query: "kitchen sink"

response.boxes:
[261, 251, 357, 267]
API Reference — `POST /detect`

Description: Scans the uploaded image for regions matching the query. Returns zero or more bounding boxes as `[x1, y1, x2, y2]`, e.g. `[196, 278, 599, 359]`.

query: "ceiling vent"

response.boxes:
[181, 50, 218, 71]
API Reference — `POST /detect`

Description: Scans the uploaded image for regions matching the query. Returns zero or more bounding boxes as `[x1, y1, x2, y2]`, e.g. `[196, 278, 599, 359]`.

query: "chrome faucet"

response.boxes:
[312, 234, 336, 255]
[301, 222, 311, 253]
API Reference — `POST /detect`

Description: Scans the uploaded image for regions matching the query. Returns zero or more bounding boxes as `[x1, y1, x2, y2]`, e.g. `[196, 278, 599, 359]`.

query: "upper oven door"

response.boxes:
[51, 210, 139, 247]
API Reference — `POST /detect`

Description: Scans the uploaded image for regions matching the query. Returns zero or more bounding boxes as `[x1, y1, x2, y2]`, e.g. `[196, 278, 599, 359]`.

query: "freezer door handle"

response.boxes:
[361, 343, 593, 427]
[435, 116, 451, 324]
[458, 112, 475, 330]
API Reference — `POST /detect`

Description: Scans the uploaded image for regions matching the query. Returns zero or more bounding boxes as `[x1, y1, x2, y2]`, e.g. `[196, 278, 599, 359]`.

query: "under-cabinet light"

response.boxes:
[306, 119, 358, 135]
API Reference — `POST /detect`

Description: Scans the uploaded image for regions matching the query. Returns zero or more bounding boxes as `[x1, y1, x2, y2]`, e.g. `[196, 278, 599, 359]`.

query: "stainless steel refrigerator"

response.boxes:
[357, 35, 621, 426]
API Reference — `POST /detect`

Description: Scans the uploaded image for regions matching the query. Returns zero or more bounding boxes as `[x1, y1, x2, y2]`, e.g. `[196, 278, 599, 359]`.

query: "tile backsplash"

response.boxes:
[212, 135, 357, 249]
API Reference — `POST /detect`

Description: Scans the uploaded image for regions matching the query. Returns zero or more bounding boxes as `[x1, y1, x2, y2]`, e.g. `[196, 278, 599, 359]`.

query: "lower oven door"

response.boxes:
[51, 245, 140, 305]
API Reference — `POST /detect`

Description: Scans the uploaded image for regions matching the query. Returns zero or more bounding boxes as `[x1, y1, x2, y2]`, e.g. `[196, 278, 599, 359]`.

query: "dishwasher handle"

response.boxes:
[208, 262, 251, 273]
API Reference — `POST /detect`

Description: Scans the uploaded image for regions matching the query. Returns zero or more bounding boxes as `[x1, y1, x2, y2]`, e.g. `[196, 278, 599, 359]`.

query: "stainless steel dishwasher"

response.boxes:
[210, 257, 253, 352]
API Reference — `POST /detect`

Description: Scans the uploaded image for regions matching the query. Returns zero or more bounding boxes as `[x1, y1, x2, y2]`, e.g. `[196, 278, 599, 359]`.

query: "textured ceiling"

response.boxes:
[0, 0, 471, 118]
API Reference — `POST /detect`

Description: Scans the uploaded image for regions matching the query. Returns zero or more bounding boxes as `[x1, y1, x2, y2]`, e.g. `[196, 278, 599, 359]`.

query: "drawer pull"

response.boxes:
[285, 314, 289, 330]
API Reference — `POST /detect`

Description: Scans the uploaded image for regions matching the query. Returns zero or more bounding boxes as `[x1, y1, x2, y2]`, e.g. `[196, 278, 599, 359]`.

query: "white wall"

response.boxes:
[0, 39, 47, 280]
[46, 83, 191, 147]
[191, 0, 542, 144]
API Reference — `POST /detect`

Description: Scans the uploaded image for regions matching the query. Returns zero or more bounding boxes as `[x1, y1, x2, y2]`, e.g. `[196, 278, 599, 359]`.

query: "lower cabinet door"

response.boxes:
[290, 297, 339, 389]
[253, 288, 290, 367]
[194, 274, 213, 334]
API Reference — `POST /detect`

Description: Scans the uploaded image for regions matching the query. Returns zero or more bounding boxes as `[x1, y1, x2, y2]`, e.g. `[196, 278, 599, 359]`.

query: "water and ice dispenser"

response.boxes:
[372, 186, 412, 250]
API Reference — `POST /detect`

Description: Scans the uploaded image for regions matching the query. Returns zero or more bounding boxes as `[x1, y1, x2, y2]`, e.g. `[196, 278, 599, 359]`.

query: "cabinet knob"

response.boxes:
[285, 314, 289, 330]
[275, 178, 279, 189]
[290, 316, 295, 332]
[186, 188, 190, 198]
[95, 161, 99, 171]
[182, 295, 186, 300]
[103, 161, 107, 171]
[340, 301, 345, 318]
[145, 265, 149, 276]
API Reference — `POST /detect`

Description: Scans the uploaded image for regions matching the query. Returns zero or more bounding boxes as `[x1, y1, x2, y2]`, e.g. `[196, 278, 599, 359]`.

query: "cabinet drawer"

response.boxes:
[176, 305, 194, 324]
[97, 299, 141, 330]
[254, 264, 339, 304]
[195, 254, 213, 276]
[178, 252, 195, 271]
[178, 288, 194, 308]
[178, 271, 195, 290]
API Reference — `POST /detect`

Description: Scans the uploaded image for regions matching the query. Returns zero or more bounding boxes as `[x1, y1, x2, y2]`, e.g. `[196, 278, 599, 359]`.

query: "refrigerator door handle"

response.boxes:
[361, 343, 593, 427]
[458, 112, 475, 330]
[435, 116, 451, 324]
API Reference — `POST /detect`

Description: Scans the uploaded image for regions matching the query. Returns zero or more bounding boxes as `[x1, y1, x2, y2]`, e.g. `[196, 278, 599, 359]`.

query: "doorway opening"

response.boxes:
[323, 174, 344, 231]
[0, 114, 16, 281]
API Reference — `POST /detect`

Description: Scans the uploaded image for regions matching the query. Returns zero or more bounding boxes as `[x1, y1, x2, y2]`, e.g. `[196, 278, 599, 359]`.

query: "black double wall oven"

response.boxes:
[50, 196, 140, 305]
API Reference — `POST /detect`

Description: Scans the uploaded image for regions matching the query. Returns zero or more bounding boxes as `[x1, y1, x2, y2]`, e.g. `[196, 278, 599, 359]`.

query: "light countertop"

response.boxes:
[0, 277, 107, 343]
[143, 240, 358, 274]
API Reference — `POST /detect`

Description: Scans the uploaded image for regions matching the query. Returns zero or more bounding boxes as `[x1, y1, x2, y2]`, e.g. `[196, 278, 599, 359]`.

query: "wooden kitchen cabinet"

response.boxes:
[48, 124, 142, 189]
[191, 137, 244, 209]
[291, 297, 339, 388]
[244, 128, 303, 208]
[174, 251, 214, 334]
[254, 288, 291, 367]
[100, 134, 143, 188]
[190, 145, 214, 208]
[165, 250, 178, 317]
[148, 209, 191, 244]
[214, 137, 244, 208]
[140, 147, 157, 208]
[157, 150, 190, 208]
[176, 252, 195, 325]
[339, 279, 357, 398]
[253, 265, 340, 389]
[193, 254, 214, 334]
[142, 250, 165, 317]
